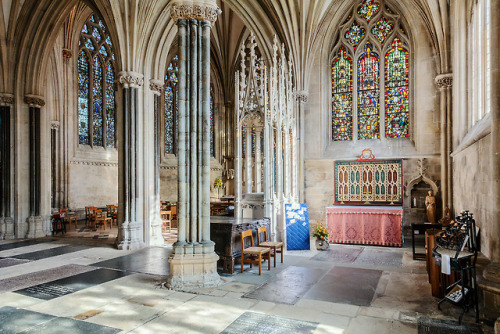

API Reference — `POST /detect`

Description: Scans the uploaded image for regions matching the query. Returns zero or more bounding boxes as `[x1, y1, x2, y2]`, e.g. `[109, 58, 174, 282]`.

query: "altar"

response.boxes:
[326, 206, 403, 247]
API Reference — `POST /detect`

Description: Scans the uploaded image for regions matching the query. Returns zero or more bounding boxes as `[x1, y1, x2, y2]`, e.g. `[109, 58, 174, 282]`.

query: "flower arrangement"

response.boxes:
[313, 222, 329, 241]
[213, 177, 223, 189]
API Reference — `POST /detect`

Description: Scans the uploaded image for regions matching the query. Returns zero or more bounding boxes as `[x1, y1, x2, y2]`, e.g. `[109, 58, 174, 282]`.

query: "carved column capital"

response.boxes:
[50, 121, 60, 130]
[118, 71, 144, 88]
[435, 73, 453, 89]
[170, 2, 221, 25]
[0, 93, 14, 105]
[62, 48, 73, 63]
[24, 94, 45, 108]
[149, 79, 164, 96]
[295, 90, 309, 103]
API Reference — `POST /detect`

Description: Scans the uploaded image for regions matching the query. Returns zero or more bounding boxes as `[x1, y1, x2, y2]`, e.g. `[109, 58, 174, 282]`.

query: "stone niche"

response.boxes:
[404, 177, 440, 229]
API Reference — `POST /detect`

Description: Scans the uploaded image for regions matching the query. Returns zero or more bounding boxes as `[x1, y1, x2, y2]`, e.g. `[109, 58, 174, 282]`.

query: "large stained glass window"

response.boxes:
[331, 0, 410, 141]
[164, 55, 178, 155]
[78, 15, 115, 147]
[385, 38, 409, 137]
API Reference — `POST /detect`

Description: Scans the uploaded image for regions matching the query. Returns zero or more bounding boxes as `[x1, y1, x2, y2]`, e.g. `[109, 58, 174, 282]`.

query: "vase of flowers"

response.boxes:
[313, 222, 330, 250]
[213, 176, 223, 200]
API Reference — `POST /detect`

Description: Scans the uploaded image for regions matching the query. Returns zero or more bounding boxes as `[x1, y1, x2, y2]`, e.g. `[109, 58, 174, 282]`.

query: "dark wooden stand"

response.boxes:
[210, 217, 270, 274]
[412, 223, 442, 260]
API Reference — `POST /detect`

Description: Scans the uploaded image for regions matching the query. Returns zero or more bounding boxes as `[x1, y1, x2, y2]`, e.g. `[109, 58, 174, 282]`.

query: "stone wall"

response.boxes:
[453, 134, 494, 259]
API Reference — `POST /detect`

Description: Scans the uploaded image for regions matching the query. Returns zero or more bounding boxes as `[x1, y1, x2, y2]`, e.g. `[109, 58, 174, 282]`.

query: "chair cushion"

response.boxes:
[259, 241, 283, 247]
[244, 247, 270, 255]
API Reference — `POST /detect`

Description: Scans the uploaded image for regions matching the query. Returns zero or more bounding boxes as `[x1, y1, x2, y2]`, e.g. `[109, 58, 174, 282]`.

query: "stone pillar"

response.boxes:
[435, 74, 453, 213]
[116, 72, 145, 250]
[264, 121, 272, 221]
[255, 127, 262, 193]
[245, 126, 252, 193]
[50, 121, 60, 209]
[296, 91, 308, 203]
[25, 95, 45, 239]
[150, 80, 165, 246]
[167, 1, 221, 291]
[0, 94, 14, 239]
[284, 128, 290, 200]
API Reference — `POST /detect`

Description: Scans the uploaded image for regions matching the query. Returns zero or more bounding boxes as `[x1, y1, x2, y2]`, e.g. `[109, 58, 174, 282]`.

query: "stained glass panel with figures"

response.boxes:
[106, 63, 115, 147]
[332, 47, 353, 141]
[345, 22, 365, 49]
[385, 38, 409, 138]
[357, 43, 380, 139]
[92, 57, 103, 147]
[164, 55, 179, 154]
[78, 51, 90, 145]
[358, 0, 380, 22]
[371, 17, 393, 43]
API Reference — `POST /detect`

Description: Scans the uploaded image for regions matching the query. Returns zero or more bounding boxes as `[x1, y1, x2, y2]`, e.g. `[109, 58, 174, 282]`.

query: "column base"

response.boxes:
[166, 243, 222, 292]
[26, 216, 46, 239]
[115, 220, 145, 250]
[4, 217, 15, 239]
[150, 217, 164, 246]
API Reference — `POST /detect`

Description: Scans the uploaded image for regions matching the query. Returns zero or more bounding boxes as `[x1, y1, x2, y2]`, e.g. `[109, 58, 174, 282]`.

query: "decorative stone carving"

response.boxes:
[170, 3, 222, 25]
[118, 71, 144, 88]
[62, 48, 73, 61]
[435, 73, 453, 89]
[149, 79, 164, 95]
[50, 121, 60, 130]
[296, 90, 309, 103]
[24, 95, 45, 107]
[70, 160, 118, 167]
[0, 93, 14, 105]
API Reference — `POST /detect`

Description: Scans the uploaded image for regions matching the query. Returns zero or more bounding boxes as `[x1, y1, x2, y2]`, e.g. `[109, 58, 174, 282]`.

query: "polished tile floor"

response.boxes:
[0, 237, 492, 333]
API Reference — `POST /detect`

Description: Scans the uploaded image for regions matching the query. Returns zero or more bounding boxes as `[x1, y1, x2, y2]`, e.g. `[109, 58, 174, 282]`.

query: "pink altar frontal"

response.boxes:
[326, 206, 403, 247]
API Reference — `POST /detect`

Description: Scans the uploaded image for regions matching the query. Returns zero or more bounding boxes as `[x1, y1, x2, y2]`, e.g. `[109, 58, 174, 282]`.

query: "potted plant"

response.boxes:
[213, 176, 223, 200]
[313, 222, 330, 250]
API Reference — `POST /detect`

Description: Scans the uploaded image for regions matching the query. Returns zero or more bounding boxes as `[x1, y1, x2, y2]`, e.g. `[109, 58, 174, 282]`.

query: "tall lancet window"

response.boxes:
[331, 0, 410, 141]
[164, 55, 178, 155]
[78, 15, 116, 147]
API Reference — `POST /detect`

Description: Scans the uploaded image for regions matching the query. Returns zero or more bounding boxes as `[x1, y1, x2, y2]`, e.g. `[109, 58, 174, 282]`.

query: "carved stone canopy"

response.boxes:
[0, 93, 14, 105]
[435, 73, 453, 89]
[118, 71, 144, 88]
[170, 2, 221, 25]
[149, 79, 164, 95]
[24, 94, 46, 108]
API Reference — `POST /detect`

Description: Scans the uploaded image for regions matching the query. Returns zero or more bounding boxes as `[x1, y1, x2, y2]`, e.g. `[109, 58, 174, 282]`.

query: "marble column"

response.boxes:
[25, 95, 45, 239]
[167, 1, 221, 291]
[116, 72, 145, 250]
[245, 126, 252, 193]
[0, 94, 14, 239]
[435, 74, 453, 212]
[255, 127, 262, 193]
[149, 79, 165, 246]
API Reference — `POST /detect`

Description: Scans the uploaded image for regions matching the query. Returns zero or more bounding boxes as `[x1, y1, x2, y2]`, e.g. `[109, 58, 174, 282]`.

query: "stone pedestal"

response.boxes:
[116, 221, 144, 250]
[26, 216, 45, 239]
[479, 263, 500, 321]
[166, 243, 222, 291]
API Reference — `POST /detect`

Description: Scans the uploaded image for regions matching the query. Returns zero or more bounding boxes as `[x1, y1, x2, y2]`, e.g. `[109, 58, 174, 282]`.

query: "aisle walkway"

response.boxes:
[0, 238, 491, 333]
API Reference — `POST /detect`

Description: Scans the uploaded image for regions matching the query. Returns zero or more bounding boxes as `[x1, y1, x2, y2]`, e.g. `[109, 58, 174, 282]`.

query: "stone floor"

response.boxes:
[0, 237, 493, 334]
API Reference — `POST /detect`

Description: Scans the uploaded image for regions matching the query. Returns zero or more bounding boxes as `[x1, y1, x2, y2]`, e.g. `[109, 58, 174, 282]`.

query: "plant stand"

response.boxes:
[315, 239, 329, 251]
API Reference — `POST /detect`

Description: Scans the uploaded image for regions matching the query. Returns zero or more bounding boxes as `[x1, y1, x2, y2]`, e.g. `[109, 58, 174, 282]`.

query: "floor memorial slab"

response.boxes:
[417, 317, 482, 334]
[91, 246, 171, 276]
[220, 311, 318, 334]
[0, 306, 120, 334]
[353, 248, 403, 267]
[243, 266, 327, 305]
[14, 268, 129, 300]
[303, 266, 382, 306]
[310, 245, 364, 263]
[0, 258, 31, 268]
[0, 239, 56, 252]
[11, 245, 89, 261]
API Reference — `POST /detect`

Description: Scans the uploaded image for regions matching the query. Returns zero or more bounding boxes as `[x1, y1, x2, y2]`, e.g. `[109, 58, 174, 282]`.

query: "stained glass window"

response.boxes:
[385, 38, 409, 137]
[78, 14, 115, 148]
[358, 43, 380, 139]
[164, 55, 178, 154]
[331, 1, 410, 141]
[332, 47, 353, 141]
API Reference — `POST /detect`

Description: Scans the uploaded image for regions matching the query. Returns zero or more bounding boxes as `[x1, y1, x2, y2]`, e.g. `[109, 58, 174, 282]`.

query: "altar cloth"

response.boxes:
[326, 206, 403, 247]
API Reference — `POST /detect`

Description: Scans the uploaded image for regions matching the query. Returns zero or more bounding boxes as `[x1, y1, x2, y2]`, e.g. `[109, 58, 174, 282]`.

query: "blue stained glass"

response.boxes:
[93, 57, 103, 147]
[85, 39, 94, 50]
[78, 51, 90, 145]
[106, 62, 115, 147]
[106, 36, 112, 46]
[164, 85, 175, 154]
[92, 28, 101, 41]
[82, 24, 88, 34]
[99, 45, 108, 57]
[99, 20, 106, 31]
[89, 15, 96, 22]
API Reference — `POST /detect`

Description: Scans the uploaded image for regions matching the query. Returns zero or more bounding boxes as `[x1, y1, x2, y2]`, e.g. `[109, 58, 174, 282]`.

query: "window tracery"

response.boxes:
[331, 0, 410, 141]
[78, 15, 116, 147]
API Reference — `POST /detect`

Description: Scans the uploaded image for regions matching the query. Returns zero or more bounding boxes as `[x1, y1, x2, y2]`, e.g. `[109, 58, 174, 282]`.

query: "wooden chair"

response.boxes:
[161, 210, 172, 233]
[107, 205, 118, 226]
[59, 208, 77, 230]
[257, 226, 284, 268]
[170, 204, 177, 229]
[85, 206, 97, 227]
[240, 229, 271, 275]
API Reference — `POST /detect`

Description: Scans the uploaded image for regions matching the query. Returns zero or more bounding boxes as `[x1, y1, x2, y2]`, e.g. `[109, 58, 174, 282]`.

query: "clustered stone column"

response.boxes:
[435, 74, 453, 212]
[167, 1, 221, 291]
[245, 126, 252, 193]
[255, 126, 262, 193]
[25, 94, 46, 239]
[0, 94, 14, 239]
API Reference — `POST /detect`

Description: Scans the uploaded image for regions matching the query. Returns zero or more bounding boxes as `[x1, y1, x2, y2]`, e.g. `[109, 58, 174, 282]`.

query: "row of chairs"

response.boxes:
[240, 226, 284, 275]
[85, 205, 118, 230]
[161, 201, 177, 233]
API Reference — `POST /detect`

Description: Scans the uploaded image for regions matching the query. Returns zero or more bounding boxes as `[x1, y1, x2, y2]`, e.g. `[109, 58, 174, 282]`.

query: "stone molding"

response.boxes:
[118, 71, 144, 88]
[62, 48, 73, 61]
[296, 90, 309, 103]
[70, 160, 118, 167]
[435, 73, 453, 89]
[170, 3, 221, 24]
[0, 93, 14, 105]
[24, 94, 45, 108]
[149, 79, 164, 95]
[160, 165, 223, 172]
[50, 121, 60, 130]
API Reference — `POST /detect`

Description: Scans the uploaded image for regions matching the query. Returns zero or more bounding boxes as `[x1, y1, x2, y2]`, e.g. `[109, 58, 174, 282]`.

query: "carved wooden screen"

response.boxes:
[334, 160, 402, 205]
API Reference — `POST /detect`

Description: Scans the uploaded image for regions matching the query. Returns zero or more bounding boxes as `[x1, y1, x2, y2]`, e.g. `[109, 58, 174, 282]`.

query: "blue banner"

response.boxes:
[285, 203, 310, 250]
